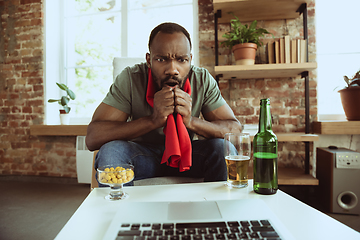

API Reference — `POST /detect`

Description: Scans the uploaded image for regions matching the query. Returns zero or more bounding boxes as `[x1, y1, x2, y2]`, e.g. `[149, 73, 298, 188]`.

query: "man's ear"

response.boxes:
[146, 53, 151, 68]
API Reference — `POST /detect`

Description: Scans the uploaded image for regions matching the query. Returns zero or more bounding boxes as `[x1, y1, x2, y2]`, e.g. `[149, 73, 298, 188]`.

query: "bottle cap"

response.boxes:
[260, 98, 270, 104]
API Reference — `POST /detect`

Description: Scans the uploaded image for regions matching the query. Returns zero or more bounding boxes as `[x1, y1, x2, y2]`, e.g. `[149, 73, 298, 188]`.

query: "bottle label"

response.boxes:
[253, 152, 277, 159]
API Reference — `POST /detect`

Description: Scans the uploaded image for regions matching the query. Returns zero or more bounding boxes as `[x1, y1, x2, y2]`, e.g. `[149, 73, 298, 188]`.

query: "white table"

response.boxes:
[55, 181, 360, 240]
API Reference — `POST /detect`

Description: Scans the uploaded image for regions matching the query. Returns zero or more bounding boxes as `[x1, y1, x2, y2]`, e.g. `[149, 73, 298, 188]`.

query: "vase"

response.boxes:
[338, 86, 360, 121]
[232, 43, 258, 65]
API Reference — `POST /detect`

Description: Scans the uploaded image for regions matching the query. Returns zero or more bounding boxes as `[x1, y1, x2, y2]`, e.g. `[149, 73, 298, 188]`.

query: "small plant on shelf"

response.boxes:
[221, 14, 272, 49]
[48, 82, 76, 113]
[221, 13, 272, 65]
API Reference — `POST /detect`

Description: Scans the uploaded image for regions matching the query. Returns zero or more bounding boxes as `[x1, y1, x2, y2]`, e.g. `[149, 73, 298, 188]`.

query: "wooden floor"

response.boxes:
[0, 177, 90, 240]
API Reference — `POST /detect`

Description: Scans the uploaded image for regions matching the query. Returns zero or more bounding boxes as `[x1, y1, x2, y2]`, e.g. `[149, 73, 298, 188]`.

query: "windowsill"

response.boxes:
[318, 114, 346, 121]
[30, 125, 88, 136]
[312, 121, 360, 134]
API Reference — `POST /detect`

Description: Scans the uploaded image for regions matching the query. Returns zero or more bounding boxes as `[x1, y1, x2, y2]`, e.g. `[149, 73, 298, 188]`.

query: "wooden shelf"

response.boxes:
[270, 133, 318, 142]
[213, 0, 311, 23]
[215, 63, 317, 80]
[312, 121, 360, 135]
[30, 125, 88, 136]
[30, 125, 318, 142]
[248, 133, 318, 142]
[248, 166, 318, 185]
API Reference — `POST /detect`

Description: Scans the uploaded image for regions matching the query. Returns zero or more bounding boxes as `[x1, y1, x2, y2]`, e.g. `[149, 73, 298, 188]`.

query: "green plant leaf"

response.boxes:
[343, 69, 360, 88]
[48, 99, 59, 103]
[67, 89, 76, 100]
[63, 106, 71, 113]
[349, 79, 360, 87]
[56, 82, 68, 91]
[60, 96, 70, 106]
[249, 20, 257, 30]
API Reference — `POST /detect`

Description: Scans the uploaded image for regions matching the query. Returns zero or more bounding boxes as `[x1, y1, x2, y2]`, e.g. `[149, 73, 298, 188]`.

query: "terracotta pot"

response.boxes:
[232, 43, 258, 65]
[338, 86, 360, 121]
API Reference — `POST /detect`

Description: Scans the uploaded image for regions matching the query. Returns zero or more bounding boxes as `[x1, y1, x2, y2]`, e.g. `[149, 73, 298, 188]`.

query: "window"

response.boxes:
[316, 0, 360, 120]
[45, 0, 198, 125]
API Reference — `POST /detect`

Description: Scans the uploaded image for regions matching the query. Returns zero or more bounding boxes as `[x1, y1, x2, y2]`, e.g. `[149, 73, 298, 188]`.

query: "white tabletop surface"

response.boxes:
[55, 180, 360, 240]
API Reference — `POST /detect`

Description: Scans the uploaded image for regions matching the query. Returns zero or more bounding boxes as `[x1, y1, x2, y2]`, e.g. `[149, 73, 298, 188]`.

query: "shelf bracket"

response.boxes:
[304, 70, 310, 174]
[301, 71, 309, 78]
[214, 10, 222, 67]
[296, 3, 306, 15]
[215, 74, 223, 84]
[298, 3, 310, 175]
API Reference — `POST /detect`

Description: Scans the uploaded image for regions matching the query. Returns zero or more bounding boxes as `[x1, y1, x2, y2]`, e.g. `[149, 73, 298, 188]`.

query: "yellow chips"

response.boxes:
[99, 166, 134, 185]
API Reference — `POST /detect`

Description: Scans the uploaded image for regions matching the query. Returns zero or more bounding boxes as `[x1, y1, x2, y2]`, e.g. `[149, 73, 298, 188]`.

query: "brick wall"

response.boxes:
[0, 0, 77, 178]
[0, 0, 317, 178]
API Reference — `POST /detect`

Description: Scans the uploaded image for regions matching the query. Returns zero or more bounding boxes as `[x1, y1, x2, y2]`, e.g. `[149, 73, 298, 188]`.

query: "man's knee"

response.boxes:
[192, 138, 224, 155]
[193, 138, 226, 181]
[96, 140, 132, 167]
[208, 138, 224, 149]
[206, 138, 225, 156]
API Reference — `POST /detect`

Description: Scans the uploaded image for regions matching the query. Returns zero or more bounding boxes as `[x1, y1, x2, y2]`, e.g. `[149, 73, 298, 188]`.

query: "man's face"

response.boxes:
[146, 31, 192, 90]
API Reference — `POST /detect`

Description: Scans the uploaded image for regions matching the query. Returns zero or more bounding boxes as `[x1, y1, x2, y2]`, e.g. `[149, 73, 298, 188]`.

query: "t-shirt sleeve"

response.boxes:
[201, 69, 227, 114]
[102, 67, 132, 115]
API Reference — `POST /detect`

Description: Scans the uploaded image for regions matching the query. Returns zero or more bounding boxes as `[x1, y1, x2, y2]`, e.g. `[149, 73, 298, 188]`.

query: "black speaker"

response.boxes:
[316, 147, 360, 215]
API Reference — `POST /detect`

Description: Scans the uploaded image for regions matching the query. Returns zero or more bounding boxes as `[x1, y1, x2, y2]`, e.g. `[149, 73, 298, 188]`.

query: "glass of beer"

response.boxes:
[224, 133, 251, 188]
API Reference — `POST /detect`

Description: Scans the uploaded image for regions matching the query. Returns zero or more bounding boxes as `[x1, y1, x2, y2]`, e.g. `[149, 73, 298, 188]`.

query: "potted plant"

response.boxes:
[221, 14, 272, 65]
[48, 82, 76, 125]
[339, 69, 360, 120]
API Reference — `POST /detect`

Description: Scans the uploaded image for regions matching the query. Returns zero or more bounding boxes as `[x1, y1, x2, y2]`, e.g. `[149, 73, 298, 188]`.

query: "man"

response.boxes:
[86, 22, 242, 185]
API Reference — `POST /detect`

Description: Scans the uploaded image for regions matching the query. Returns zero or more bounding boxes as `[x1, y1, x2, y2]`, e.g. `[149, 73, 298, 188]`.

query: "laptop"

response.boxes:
[102, 198, 294, 240]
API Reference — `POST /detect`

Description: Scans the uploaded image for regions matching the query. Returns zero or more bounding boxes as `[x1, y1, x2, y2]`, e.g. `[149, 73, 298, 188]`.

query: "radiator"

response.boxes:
[76, 136, 93, 184]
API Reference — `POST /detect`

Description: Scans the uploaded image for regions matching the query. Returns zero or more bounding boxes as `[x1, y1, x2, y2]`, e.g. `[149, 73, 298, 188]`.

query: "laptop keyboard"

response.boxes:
[115, 220, 281, 240]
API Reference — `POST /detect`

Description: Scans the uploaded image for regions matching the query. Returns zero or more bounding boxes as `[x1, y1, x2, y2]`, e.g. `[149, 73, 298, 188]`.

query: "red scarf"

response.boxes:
[146, 69, 192, 172]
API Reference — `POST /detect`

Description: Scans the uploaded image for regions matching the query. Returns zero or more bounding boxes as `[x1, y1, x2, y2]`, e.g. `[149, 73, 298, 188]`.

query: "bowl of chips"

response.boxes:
[97, 164, 134, 200]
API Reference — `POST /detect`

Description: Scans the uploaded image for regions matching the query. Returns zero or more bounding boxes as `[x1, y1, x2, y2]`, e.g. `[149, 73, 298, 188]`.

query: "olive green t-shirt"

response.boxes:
[103, 62, 226, 145]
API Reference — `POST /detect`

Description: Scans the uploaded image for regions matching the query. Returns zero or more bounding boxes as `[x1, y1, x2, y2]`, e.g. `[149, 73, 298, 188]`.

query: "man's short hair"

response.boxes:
[148, 22, 192, 51]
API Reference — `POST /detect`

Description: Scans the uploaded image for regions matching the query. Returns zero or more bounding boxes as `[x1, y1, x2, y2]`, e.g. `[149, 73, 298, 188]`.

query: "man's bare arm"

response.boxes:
[85, 103, 157, 151]
[86, 86, 175, 151]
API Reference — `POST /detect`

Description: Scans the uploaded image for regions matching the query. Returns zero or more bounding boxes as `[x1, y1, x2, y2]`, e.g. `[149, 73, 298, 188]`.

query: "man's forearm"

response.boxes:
[85, 116, 156, 151]
[188, 117, 242, 139]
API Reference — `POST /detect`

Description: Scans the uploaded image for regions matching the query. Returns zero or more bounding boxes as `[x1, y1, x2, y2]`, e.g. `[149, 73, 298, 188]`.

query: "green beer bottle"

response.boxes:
[253, 98, 278, 195]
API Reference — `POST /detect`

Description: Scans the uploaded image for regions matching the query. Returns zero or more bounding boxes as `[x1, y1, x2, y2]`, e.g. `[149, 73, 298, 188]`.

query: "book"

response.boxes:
[291, 39, 297, 63]
[284, 36, 290, 64]
[267, 42, 275, 64]
[300, 39, 307, 63]
[297, 39, 301, 63]
[279, 38, 285, 63]
[275, 40, 280, 64]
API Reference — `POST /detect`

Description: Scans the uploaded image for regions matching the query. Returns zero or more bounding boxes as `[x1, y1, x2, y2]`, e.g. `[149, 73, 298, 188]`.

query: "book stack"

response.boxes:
[267, 36, 307, 64]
